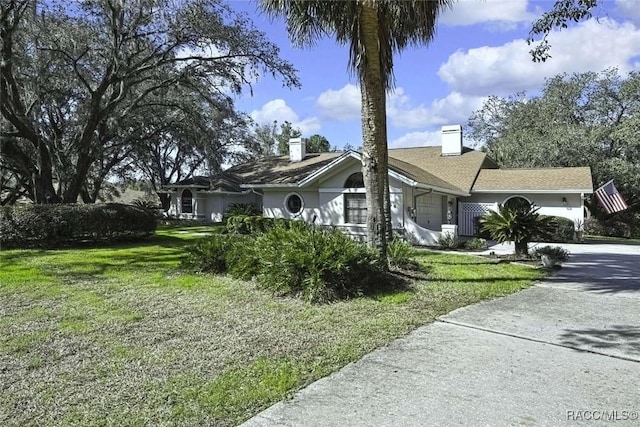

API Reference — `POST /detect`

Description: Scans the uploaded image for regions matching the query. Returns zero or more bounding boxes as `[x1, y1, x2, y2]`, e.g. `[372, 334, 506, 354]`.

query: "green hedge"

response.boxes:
[184, 222, 384, 303]
[0, 203, 157, 249]
[544, 216, 576, 243]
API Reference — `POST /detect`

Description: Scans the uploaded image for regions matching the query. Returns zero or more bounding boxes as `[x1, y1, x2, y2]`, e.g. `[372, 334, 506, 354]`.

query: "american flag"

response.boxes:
[594, 180, 628, 214]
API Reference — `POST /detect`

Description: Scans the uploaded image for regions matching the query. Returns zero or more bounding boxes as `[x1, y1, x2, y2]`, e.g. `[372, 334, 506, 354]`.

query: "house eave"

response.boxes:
[296, 151, 361, 186]
[415, 182, 469, 197]
[471, 189, 593, 194]
[240, 183, 298, 189]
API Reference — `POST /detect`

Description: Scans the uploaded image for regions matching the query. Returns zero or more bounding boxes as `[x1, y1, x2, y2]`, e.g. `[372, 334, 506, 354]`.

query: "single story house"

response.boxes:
[163, 125, 593, 244]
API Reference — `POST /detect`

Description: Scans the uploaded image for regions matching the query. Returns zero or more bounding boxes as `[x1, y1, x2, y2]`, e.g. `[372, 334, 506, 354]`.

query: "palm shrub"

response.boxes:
[224, 203, 261, 220]
[387, 239, 418, 269]
[480, 204, 555, 257]
[254, 223, 383, 302]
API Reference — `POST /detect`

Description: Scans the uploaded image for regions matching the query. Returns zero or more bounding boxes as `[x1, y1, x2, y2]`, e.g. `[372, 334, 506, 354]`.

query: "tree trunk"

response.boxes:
[515, 240, 528, 257]
[34, 139, 60, 204]
[359, 3, 388, 261]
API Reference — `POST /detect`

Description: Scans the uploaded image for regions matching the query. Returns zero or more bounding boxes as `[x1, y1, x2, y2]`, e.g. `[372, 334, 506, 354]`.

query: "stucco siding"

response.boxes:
[462, 192, 584, 224]
[263, 190, 321, 223]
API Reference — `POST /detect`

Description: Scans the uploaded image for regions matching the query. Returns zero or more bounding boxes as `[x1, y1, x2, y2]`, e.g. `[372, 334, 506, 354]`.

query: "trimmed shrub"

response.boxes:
[531, 245, 570, 263]
[437, 233, 462, 249]
[464, 237, 488, 251]
[387, 239, 418, 269]
[0, 203, 156, 249]
[539, 216, 575, 242]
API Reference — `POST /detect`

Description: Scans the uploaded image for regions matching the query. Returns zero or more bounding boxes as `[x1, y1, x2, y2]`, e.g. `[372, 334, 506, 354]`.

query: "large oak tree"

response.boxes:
[0, 0, 298, 204]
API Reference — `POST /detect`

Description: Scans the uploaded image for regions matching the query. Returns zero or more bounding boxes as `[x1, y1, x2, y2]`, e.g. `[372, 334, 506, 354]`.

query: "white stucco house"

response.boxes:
[163, 125, 593, 244]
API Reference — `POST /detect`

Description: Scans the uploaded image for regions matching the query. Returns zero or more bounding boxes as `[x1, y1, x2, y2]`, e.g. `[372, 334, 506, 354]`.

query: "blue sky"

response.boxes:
[228, 0, 640, 150]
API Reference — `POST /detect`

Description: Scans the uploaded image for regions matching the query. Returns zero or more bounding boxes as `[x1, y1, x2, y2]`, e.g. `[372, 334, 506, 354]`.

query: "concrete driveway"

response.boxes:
[243, 243, 640, 426]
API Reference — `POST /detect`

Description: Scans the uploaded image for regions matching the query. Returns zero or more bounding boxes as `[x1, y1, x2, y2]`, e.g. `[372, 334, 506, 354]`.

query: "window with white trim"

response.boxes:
[285, 193, 303, 215]
[181, 189, 193, 213]
[344, 172, 366, 224]
[344, 194, 367, 224]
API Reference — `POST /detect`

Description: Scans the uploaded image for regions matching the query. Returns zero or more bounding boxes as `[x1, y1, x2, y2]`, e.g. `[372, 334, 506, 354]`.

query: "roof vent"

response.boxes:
[441, 125, 462, 156]
[289, 137, 306, 162]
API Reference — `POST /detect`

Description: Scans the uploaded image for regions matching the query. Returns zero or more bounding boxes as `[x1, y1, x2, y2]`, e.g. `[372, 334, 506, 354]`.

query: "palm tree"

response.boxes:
[480, 204, 555, 257]
[260, 0, 452, 259]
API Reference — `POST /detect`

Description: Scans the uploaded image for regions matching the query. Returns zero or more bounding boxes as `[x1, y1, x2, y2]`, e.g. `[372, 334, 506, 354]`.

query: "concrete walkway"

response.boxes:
[243, 243, 640, 426]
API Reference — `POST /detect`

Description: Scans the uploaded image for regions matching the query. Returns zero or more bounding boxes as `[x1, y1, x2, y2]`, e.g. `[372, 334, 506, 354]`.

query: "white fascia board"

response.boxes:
[388, 169, 415, 186]
[240, 183, 298, 189]
[297, 151, 361, 186]
[415, 183, 469, 197]
[199, 190, 252, 195]
[471, 189, 593, 194]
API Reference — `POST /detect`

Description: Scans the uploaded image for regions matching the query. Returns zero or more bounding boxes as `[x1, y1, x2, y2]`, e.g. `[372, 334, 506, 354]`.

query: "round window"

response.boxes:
[285, 193, 303, 215]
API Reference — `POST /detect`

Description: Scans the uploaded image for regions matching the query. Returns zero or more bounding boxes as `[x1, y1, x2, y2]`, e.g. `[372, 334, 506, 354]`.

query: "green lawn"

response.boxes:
[0, 226, 546, 426]
[584, 235, 640, 245]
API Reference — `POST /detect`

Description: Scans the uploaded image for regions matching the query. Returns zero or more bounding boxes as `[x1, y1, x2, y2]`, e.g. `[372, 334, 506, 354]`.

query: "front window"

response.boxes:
[181, 189, 193, 213]
[345, 193, 367, 224]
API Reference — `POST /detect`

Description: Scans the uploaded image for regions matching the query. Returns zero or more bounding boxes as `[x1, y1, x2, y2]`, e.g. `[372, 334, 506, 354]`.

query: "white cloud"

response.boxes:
[250, 99, 321, 135]
[438, 18, 640, 97]
[316, 84, 484, 129]
[439, 0, 535, 30]
[387, 89, 485, 129]
[616, 0, 640, 26]
[390, 131, 443, 148]
[316, 84, 361, 120]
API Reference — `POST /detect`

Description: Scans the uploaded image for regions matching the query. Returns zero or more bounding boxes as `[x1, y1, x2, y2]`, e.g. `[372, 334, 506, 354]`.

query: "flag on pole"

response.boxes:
[594, 180, 628, 214]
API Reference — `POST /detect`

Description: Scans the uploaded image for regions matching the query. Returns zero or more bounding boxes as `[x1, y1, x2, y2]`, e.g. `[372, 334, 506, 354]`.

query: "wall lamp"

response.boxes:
[562, 197, 568, 206]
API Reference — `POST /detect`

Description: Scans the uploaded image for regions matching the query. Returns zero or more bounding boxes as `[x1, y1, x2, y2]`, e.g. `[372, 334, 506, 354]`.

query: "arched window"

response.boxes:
[504, 196, 531, 212]
[344, 172, 364, 188]
[344, 172, 366, 223]
[181, 189, 193, 214]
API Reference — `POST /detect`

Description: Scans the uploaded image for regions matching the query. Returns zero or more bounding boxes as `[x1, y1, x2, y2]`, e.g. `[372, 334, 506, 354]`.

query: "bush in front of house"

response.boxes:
[184, 222, 384, 302]
[225, 215, 302, 235]
[254, 223, 383, 302]
[531, 245, 570, 264]
[464, 237, 488, 251]
[387, 239, 418, 269]
[0, 203, 156, 249]
[437, 233, 462, 249]
[537, 216, 575, 242]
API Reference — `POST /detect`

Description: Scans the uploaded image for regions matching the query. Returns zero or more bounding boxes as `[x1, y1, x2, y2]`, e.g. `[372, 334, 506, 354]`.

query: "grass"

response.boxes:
[584, 235, 640, 245]
[0, 225, 546, 426]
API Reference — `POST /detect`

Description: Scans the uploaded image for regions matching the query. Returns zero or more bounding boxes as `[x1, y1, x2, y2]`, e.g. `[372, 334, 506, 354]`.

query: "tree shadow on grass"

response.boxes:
[559, 325, 640, 358]
[0, 234, 195, 283]
[363, 265, 431, 300]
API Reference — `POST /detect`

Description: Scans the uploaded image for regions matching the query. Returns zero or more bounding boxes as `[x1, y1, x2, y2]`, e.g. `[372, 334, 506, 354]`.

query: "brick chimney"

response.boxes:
[441, 125, 462, 156]
[289, 137, 306, 162]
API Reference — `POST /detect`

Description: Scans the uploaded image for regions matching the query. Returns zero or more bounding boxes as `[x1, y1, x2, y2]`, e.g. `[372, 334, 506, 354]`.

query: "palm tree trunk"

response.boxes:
[359, 3, 388, 260]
